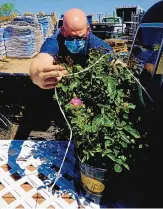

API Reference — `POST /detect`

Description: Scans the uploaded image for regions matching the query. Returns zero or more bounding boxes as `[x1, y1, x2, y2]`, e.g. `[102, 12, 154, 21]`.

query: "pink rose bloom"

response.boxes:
[69, 98, 83, 107]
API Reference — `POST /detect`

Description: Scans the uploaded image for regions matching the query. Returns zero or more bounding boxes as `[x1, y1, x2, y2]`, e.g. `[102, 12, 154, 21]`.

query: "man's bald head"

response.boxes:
[62, 8, 89, 37]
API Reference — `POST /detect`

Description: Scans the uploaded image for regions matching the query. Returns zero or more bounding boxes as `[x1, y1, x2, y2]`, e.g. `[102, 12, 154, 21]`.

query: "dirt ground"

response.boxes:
[0, 58, 31, 74]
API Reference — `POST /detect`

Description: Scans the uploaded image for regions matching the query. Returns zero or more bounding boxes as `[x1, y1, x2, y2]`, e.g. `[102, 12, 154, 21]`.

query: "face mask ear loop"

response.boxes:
[84, 34, 89, 56]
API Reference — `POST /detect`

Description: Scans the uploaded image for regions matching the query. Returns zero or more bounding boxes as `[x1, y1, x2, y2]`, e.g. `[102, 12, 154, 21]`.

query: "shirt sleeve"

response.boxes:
[40, 36, 59, 56]
[89, 33, 116, 60]
[89, 33, 113, 51]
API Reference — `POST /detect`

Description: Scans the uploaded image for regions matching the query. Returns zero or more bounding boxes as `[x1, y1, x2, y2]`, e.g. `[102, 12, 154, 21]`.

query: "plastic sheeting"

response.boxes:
[10, 21, 44, 53]
[13, 15, 38, 24]
[38, 16, 54, 39]
[48, 16, 54, 36]
[0, 28, 6, 59]
[4, 24, 37, 58]
[1, 15, 53, 58]
[3, 15, 45, 58]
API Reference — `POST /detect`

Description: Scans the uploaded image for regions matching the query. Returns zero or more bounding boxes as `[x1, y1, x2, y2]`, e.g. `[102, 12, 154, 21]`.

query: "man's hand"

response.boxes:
[31, 64, 68, 89]
[144, 63, 155, 74]
[29, 53, 68, 89]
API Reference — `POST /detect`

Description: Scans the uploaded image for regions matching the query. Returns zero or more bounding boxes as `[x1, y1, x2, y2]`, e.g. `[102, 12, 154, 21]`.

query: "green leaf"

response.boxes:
[131, 139, 135, 144]
[102, 149, 112, 157]
[83, 150, 90, 160]
[124, 108, 130, 113]
[120, 156, 126, 162]
[71, 117, 78, 124]
[96, 148, 102, 153]
[113, 66, 119, 76]
[104, 149, 112, 154]
[86, 125, 92, 132]
[124, 126, 141, 139]
[107, 76, 116, 96]
[83, 150, 88, 155]
[103, 115, 114, 127]
[123, 114, 128, 119]
[65, 103, 71, 111]
[128, 103, 136, 109]
[76, 65, 83, 71]
[89, 151, 94, 157]
[86, 152, 90, 160]
[92, 115, 103, 132]
[105, 140, 111, 147]
[123, 163, 130, 170]
[101, 108, 105, 114]
[120, 141, 128, 148]
[102, 76, 109, 84]
[102, 152, 106, 157]
[59, 83, 68, 93]
[120, 131, 131, 143]
[81, 156, 87, 163]
[115, 159, 123, 164]
[114, 164, 122, 173]
[107, 154, 116, 162]
[69, 82, 78, 91]
[114, 149, 119, 157]
[83, 85, 88, 89]
[104, 136, 112, 140]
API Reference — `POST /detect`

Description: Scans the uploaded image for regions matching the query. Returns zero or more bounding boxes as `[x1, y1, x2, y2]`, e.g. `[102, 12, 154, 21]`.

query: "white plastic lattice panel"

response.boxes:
[0, 140, 100, 209]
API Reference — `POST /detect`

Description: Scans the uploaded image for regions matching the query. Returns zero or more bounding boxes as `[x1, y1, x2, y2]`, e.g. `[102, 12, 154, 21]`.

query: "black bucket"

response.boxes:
[79, 159, 108, 205]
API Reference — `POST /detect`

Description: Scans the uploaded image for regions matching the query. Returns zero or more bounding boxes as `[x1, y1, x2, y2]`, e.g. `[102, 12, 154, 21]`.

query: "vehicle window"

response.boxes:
[130, 26, 163, 74]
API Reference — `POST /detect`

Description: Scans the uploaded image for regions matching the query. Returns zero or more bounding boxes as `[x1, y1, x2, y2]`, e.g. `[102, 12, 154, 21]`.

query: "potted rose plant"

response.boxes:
[54, 48, 144, 204]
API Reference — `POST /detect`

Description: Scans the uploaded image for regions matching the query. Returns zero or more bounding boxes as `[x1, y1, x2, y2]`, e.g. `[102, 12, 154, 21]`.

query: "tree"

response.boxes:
[0, 2, 20, 16]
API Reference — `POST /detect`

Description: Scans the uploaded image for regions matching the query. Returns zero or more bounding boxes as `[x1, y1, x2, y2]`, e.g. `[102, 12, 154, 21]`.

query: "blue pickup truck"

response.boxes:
[127, 2, 163, 208]
[129, 1, 163, 81]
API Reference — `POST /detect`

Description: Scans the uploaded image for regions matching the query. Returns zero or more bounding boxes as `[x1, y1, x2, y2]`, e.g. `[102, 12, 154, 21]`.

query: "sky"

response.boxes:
[0, 0, 161, 19]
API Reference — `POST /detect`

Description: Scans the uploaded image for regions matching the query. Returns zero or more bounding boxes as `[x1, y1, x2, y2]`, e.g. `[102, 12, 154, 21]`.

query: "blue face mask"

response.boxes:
[65, 39, 86, 54]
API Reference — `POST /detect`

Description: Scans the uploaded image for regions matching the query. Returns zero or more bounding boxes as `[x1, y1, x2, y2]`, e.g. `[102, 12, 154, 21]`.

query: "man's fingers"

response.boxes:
[42, 65, 65, 72]
[40, 70, 68, 80]
[36, 64, 69, 89]
[41, 84, 57, 89]
[61, 70, 69, 76]
[41, 71, 62, 79]
[44, 77, 59, 85]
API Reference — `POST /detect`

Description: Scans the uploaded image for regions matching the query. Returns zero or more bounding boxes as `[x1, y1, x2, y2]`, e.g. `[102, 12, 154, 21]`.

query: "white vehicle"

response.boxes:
[115, 5, 145, 34]
[102, 16, 126, 34]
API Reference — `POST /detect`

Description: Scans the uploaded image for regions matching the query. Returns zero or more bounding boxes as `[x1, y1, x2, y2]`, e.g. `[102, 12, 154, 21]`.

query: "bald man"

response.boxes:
[14, 8, 113, 139]
[29, 8, 113, 89]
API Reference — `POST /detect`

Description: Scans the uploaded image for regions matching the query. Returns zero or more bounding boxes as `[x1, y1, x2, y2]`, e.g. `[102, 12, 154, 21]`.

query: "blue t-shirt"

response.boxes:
[40, 30, 113, 67]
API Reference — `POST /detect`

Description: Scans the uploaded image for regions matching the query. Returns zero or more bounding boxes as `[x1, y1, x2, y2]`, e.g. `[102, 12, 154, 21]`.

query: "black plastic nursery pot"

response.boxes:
[77, 156, 109, 205]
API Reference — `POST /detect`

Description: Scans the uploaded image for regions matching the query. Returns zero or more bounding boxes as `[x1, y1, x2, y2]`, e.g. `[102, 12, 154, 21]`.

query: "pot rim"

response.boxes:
[77, 155, 107, 172]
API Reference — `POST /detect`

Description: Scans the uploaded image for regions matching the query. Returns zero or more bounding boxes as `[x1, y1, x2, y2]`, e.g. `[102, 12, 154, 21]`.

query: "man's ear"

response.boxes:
[86, 26, 90, 35]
